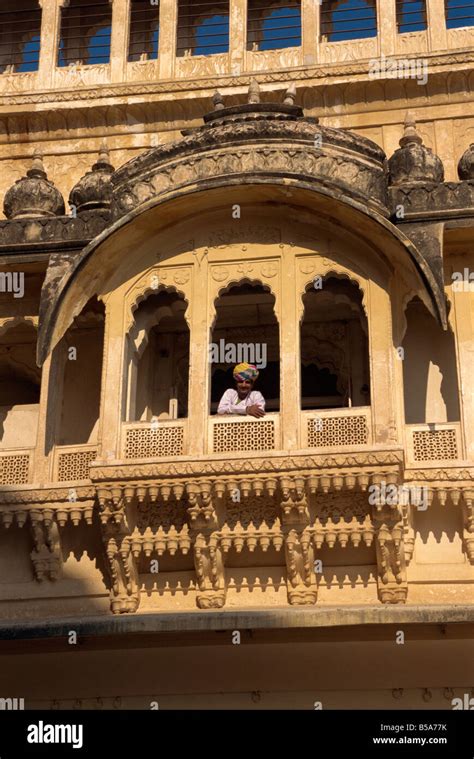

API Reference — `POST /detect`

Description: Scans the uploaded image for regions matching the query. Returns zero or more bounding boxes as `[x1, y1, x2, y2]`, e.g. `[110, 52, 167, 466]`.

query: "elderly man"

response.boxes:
[217, 363, 265, 418]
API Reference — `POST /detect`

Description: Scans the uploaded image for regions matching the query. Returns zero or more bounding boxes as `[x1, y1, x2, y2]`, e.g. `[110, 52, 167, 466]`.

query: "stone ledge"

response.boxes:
[1, 604, 473, 641]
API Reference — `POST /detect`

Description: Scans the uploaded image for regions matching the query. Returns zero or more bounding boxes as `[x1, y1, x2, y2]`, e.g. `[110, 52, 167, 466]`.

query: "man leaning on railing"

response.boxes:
[217, 363, 266, 419]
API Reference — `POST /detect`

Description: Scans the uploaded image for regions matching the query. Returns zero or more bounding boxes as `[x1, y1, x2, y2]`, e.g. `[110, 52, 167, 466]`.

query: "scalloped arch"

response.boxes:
[126, 281, 190, 334]
[211, 277, 277, 330]
[299, 269, 368, 323]
[0, 316, 38, 338]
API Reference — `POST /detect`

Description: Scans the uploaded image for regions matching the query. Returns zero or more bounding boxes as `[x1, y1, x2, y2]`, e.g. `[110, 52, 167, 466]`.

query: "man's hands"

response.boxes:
[246, 404, 265, 418]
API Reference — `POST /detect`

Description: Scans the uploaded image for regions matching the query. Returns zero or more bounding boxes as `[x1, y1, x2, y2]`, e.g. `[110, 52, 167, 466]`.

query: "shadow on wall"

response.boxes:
[402, 298, 460, 424]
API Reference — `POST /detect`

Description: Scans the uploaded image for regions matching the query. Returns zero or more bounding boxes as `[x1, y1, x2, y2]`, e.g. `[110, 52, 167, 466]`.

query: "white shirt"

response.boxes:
[217, 389, 266, 415]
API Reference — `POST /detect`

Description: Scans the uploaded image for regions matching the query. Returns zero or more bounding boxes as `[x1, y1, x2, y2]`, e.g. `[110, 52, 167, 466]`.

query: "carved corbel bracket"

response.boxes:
[373, 505, 408, 604]
[284, 528, 317, 605]
[185, 482, 226, 609]
[461, 489, 474, 563]
[103, 524, 140, 615]
[193, 535, 226, 609]
[29, 510, 62, 582]
[279, 479, 315, 604]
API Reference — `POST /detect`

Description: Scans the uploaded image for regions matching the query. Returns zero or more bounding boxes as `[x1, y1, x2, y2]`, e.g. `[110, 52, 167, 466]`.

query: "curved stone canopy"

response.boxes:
[37, 86, 449, 365]
[111, 85, 388, 221]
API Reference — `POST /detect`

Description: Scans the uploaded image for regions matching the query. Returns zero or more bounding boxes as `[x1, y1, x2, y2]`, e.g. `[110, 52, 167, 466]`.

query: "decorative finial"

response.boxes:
[213, 90, 225, 111]
[400, 111, 422, 147]
[97, 140, 110, 164]
[283, 83, 296, 106]
[29, 150, 47, 179]
[248, 79, 260, 105]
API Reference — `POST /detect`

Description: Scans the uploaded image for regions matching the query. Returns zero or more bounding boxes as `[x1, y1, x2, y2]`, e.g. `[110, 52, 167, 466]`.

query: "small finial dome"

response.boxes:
[458, 143, 474, 181]
[69, 143, 115, 213]
[388, 112, 444, 186]
[3, 151, 65, 219]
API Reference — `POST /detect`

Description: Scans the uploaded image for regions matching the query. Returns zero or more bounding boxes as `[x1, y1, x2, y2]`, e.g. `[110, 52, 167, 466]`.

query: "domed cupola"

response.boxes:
[457, 143, 474, 181]
[69, 143, 115, 213]
[3, 151, 65, 219]
[388, 113, 444, 186]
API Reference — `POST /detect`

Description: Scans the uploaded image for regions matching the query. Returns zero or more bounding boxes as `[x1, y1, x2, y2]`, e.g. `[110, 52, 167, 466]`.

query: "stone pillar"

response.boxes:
[368, 281, 398, 445]
[302, 0, 319, 65]
[97, 294, 125, 460]
[187, 261, 209, 457]
[110, 0, 131, 82]
[377, 0, 397, 57]
[33, 350, 63, 484]
[158, 0, 178, 79]
[38, 0, 68, 90]
[229, 0, 247, 75]
[449, 263, 474, 461]
[280, 248, 299, 451]
[427, 0, 448, 51]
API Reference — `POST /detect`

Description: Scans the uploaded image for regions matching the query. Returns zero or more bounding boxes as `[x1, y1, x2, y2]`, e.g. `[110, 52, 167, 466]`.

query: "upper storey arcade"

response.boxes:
[0, 0, 473, 93]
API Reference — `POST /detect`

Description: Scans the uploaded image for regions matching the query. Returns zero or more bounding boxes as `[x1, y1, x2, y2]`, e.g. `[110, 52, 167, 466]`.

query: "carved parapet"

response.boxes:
[0, 210, 111, 250]
[390, 181, 474, 221]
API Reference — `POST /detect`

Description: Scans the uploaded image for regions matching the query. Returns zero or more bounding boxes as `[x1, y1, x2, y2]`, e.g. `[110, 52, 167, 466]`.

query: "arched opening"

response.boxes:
[55, 298, 105, 446]
[320, 0, 377, 42]
[300, 276, 370, 410]
[247, 1, 301, 51]
[58, 0, 112, 67]
[402, 298, 460, 424]
[0, 321, 40, 449]
[126, 289, 190, 422]
[177, 0, 229, 57]
[128, 0, 160, 62]
[0, 1, 41, 73]
[210, 282, 279, 414]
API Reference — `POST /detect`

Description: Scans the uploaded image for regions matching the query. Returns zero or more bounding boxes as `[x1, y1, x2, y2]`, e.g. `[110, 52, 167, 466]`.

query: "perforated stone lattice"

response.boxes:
[57, 450, 97, 482]
[0, 454, 29, 485]
[213, 420, 275, 453]
[412, 429, 458, 461]
[125, 427, 184, 459]
[307, 415, 368, 448]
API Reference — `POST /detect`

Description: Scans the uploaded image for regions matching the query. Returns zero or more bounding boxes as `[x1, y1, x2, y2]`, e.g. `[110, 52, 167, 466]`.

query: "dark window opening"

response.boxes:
[129, 0, 160, 61]
[397, 0, 427, 33]
[210, 282, 280, 414]
[58, 0, 112, 67]
[300, 277, 370, 410]
[0, 322, 41, 449]
[56, 298, 105, 445]
[127, 290, 190, 422]
[177, 0, 229, 57]
[247, 1, 301, 51]
[0, 2, 42, 73]
[321, 0, 377, 42]
[445, 0, 474, 28]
